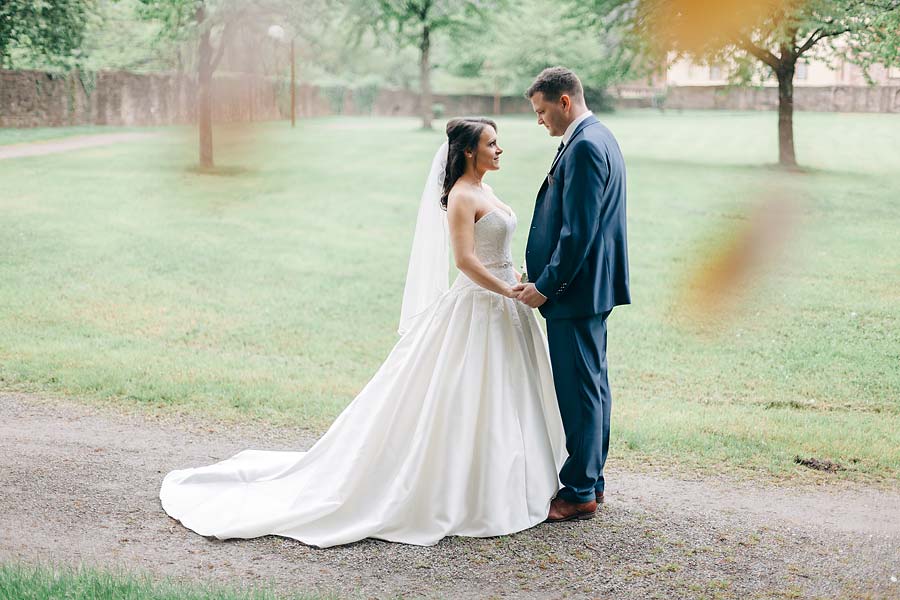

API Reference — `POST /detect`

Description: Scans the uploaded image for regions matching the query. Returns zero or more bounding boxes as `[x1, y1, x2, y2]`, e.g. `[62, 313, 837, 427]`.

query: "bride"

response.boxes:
[159, 117, 567, 548]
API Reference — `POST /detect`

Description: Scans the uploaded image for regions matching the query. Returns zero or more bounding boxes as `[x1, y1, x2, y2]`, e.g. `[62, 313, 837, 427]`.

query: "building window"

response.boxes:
[709, 65, 723, 80]
[796, 62, 808, 80]
[889, 66, 900, 79]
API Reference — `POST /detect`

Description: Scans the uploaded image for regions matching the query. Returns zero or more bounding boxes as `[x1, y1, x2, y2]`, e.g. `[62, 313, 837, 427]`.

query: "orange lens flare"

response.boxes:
[676, 193, 800, 332]
[641, 0, 790, 54]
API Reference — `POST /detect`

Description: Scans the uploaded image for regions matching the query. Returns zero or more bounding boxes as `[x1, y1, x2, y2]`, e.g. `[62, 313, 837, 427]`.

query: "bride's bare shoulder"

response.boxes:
[447, 182, 477, 209]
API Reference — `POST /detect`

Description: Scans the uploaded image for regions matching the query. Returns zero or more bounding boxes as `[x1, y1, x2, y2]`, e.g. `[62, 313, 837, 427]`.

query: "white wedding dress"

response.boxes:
[159, 207, 567, 547]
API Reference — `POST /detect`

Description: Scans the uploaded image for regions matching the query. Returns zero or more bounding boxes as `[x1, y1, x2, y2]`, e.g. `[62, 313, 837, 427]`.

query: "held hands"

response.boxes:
[511, 283, 548, 308]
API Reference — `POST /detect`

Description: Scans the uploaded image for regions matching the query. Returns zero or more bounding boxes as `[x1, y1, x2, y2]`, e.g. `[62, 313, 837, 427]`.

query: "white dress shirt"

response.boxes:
[561, 111, 594, 147]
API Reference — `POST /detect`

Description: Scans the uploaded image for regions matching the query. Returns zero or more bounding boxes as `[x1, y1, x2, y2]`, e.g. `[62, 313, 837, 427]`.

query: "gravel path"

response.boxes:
[0, 132, 158, 160]
[1, 392, 897, 599]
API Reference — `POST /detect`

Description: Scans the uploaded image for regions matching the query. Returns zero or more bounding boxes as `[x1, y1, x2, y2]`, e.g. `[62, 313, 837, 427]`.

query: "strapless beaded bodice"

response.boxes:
[452, 208, 517, 289]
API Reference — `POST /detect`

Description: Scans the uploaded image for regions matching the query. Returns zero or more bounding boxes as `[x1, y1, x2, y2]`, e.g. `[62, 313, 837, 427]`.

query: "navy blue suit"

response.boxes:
[525, 115, 630, 503]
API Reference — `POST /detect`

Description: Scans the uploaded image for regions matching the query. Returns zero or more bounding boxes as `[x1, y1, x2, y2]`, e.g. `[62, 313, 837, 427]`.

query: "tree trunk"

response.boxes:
[419, 25, 432, 130]
[290, 38, 296, 128]
[775, 62, 797, 168]
[243, 31, 254, 123]
[197, 6, 214, 169]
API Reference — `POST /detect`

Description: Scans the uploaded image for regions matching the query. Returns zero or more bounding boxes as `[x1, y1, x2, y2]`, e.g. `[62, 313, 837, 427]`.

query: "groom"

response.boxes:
[514, 67, 630, 522]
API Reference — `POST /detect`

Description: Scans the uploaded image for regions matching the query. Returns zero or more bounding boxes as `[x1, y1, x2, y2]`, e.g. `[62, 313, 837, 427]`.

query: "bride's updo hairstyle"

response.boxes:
[440, 117, 498, 210]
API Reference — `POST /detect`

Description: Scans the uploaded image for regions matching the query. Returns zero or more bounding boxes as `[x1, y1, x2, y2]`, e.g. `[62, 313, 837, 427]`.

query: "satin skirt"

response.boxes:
[160, 268, 567, 547]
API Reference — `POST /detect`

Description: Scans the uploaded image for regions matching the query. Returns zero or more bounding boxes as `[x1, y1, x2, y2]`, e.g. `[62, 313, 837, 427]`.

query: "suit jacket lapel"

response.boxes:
[546, 115, 599, 178]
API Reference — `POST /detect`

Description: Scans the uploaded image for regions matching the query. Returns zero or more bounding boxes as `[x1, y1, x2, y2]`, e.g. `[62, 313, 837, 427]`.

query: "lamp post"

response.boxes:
[290, 37, 295, 127]
[267, 25, 296, 127]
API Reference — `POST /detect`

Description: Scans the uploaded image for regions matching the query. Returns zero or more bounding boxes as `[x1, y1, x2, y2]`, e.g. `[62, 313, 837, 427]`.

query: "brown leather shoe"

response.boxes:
[545, 497, 597, 523]
[596, 491, 605, 504]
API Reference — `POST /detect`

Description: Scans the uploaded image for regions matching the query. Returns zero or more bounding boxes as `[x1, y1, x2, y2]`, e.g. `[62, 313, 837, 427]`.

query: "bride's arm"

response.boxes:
[447, 192, 517, 298]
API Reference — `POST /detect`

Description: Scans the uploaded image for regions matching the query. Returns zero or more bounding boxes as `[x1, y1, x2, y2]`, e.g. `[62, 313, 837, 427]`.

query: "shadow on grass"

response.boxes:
[631, 155, 876, 179]
[185, 165, 257, 177]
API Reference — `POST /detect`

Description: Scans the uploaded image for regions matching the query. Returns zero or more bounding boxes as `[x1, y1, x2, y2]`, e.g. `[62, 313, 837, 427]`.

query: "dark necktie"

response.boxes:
[549, 141, 564, 172]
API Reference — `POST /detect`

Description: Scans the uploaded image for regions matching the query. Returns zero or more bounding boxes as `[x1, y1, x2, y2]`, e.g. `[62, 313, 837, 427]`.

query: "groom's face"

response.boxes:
[530, 92, 570, 137]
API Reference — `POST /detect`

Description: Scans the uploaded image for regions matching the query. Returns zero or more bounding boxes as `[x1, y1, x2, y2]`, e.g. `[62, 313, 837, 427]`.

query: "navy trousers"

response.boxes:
[546, 311, 611, 504]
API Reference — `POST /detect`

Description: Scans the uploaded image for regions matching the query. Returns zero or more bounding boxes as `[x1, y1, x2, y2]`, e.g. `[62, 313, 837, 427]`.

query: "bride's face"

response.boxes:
[530, 92, 569, 137]
[468, 126, 503, 172]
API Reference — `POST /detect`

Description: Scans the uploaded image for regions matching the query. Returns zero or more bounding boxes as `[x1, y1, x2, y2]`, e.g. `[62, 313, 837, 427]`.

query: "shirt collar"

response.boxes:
[562, 111, 593, 146]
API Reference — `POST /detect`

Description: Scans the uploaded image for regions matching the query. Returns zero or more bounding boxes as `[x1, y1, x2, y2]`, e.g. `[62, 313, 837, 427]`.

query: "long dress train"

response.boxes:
[159, 208, 567, 547]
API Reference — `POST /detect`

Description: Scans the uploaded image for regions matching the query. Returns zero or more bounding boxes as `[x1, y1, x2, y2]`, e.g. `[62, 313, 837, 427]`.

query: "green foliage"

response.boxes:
[297, 28, 419, 90]
[582, 86, 615, 112]
[321, 85, 347, 114]
[344, 0, 506, 126]
[578, 0, 900, 83]
[444, 0, 633, 95]
[0, 0, 98, 68]
[135, 0, 284, 61]
[136, 0, 201, 42]
[350, 0, 498, 49]
[351, 78, 381, 114]
[5, 0, 183, 72]
[78, 70, 97, 96]
[135, 0, 249, 71]
[75, 0, 169, 71]
[346, 0, 506, 107]
[579, 0, 900, 165]
[318, 75, 387, 116]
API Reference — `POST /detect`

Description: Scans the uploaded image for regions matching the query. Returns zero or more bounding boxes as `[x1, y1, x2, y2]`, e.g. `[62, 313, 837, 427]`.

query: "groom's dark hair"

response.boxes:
[525, 67, 584, 102]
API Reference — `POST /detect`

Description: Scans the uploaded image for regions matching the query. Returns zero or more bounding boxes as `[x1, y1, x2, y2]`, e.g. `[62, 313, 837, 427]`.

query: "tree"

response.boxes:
[0, 0, 97, 67]
[582, 0, 900, 167]
[138, 0, 232, 168]
[140, 0, 290, 168]
[349, 0, 500, 129]
[445, 0, 630, 108]
[140, 0, 338, 167]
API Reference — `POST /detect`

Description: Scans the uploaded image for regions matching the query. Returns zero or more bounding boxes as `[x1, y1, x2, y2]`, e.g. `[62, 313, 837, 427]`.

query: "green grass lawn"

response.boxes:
[0, 562, 331, 600]
[0, 125, 136, 146]
[1, 110, 897, 481]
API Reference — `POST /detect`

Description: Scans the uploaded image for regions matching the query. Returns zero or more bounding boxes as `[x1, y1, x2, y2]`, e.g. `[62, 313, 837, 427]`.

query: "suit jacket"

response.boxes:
[525, 115, 631, 320]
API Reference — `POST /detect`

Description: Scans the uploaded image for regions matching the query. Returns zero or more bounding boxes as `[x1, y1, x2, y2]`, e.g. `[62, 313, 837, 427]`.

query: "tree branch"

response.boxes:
[796, 27, 822, 55]
[739, 36, 781, 69]
[818, 27, 853, 40]
[796, 26, 854, 57]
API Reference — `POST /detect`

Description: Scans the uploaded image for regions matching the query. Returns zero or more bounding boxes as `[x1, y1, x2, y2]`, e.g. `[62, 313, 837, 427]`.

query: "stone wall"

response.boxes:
[0, 69, 532, 129]
[0, 69, 297, 127]
[370, 88, 532, 118]
[5, 69, 897, 129]
[614, 84, 900, 113]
